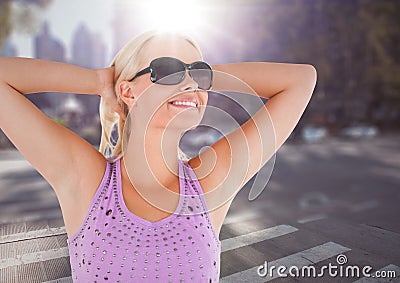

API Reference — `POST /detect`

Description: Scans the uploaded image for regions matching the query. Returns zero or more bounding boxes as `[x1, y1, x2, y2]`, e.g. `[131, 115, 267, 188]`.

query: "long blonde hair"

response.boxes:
[99, 30, 202, 161]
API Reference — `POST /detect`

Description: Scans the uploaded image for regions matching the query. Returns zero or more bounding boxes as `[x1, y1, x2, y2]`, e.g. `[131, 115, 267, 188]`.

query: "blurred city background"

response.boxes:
[1, 0, 399, 149]
[0, 0, 399, 282]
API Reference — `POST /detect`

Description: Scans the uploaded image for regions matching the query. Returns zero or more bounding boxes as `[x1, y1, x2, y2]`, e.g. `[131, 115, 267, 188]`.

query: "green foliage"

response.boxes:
[0, 0, 52, 47]
[52, 117, 67, 127]
[0, 2, 12, 48]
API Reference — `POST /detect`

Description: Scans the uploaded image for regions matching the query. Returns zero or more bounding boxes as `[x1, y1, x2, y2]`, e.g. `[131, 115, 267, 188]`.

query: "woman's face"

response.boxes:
[121, 34, 209, 133]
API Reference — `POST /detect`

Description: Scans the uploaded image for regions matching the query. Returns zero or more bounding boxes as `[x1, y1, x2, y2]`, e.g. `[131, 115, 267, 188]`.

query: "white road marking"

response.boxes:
[0, 247, 69, 269]
[220, 241, 351, 282]
[221, 225, 298, 253]
[223, 209, 264, 225]
[1, 224, 296, 268]
[43, 276, 73, 283]
[0, 213, 62, 225]
[297, 214, 326, 224]
[0, 226, 66, 244]
[352, 264, 400, 282]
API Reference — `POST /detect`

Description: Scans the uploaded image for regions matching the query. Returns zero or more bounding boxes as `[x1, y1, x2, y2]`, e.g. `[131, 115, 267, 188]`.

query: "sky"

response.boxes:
[10, 0, 114, 62]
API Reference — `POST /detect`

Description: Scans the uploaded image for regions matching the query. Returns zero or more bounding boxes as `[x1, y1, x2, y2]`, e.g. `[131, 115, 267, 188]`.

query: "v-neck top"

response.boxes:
[66, 156, 221, 282]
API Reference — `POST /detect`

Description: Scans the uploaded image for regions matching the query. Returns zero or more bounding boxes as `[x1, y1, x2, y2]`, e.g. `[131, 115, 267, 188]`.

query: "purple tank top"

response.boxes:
[66, 156, 221, 282]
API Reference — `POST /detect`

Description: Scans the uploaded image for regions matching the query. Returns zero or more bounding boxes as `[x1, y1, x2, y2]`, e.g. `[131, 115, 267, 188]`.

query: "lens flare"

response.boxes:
[135, 0, 205, 33]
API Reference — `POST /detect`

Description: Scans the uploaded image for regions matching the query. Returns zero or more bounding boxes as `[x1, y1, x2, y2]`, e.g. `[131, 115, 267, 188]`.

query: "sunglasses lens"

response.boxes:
[190, 62, 213, 90]
[153, 58, 185, 85]
[151, 57, 212, 89]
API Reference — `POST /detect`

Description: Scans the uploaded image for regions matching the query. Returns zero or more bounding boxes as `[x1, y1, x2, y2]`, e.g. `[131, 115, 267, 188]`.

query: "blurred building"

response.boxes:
[34, 21, 66, 62]
[71, 23, 106, 117]
[29, 21, 67, 116]
[111, 3, 142, 59]
[0, 37, 17, 57]
[71, 23, 106, 69]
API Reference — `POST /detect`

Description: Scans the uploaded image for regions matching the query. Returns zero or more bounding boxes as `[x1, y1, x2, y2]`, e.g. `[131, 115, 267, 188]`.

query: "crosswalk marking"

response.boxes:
[223, 209, 264, 225]
[0, 213, 62, 225]
[43, 276, 73, 283]
[221, 224, 298, 253]
[0, 247, 69, 269]
[297, 214, 326, 224]
[0, 226, 66, 244]
[1, 224, 297, 266]
[352, 264, 400, 282]
[220, 241, 351, 282]
[2, 224, 365, 283]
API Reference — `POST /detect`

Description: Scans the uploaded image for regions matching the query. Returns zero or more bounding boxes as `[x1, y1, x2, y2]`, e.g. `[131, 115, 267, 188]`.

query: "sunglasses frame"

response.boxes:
[128, 57, 213, 90]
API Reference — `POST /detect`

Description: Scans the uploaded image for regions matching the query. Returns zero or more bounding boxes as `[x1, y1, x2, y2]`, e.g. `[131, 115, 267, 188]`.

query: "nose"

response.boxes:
[179, 69, 198, 91]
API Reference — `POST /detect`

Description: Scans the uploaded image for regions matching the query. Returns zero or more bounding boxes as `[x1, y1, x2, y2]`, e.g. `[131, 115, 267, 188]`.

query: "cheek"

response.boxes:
[200, 91, 209, 105]
[132, 78, 153, 99]
[150, 106, 172, 127]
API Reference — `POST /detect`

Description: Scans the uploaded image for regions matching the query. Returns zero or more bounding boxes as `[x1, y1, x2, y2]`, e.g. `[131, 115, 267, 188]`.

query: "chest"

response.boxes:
[121, 174, 225, 237]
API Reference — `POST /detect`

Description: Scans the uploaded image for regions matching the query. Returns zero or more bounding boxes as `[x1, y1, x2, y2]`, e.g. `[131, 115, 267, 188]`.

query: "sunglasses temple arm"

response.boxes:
[129, 67, 151, 81]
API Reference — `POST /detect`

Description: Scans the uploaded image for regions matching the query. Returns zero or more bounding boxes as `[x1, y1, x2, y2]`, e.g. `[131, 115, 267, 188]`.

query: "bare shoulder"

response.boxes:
[188, 151, 234, 236]
[188, 136, 232, 196]
[74, 148, 108, 204]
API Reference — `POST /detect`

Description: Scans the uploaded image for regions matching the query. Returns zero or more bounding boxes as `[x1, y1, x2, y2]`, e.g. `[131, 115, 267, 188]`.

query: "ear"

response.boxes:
[119, 81, 135, 109]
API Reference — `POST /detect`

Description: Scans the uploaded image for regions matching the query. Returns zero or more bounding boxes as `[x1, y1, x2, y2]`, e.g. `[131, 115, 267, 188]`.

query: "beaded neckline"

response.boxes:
[115, 157, 188, 227]
[67, 157, 221, 247]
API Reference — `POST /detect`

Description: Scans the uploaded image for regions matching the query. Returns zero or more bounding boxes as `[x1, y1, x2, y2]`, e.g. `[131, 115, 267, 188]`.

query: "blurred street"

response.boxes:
[1, 134, 399, 282]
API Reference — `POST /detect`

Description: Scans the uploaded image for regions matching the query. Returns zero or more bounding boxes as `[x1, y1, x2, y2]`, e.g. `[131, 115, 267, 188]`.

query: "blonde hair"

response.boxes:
[99, 30, 202, 161]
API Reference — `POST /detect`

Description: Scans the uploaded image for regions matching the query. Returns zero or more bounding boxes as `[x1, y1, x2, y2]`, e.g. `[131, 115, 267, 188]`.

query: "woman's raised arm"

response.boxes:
[0, 57, 100, 95]
[0, 57, 120, 202]
[190, 62, 317, 210]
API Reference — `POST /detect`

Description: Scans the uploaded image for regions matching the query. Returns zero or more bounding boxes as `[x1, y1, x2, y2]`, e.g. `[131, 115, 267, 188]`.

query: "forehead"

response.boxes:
[140, 35, 202, 66]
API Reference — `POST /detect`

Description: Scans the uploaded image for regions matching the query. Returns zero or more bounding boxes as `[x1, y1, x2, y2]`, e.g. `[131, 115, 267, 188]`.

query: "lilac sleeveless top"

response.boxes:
[66, 156, 221, 282]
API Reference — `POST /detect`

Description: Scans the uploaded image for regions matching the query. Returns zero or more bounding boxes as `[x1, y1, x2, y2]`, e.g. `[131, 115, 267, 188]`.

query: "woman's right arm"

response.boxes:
[0, 57, 100, 95]
[0, 57, 117, 197]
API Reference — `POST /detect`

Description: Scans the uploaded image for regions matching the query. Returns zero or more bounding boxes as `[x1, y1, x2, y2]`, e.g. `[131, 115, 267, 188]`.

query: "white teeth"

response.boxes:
[170, 101, 197, 107]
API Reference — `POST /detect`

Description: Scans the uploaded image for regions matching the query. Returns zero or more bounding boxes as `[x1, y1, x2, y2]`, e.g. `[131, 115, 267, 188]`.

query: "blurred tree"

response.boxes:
[0, 2, 12, 49]
[359, 0, 400, 129]
[0, 0, 52, 48]
[265, 0, 400, 131]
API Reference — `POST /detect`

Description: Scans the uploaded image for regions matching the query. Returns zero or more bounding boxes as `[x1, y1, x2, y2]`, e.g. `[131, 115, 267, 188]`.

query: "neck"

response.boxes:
[122, 120, 183, 189]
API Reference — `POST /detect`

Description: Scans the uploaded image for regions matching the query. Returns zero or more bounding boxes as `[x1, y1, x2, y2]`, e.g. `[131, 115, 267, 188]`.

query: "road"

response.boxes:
[0, 134, 399, 282]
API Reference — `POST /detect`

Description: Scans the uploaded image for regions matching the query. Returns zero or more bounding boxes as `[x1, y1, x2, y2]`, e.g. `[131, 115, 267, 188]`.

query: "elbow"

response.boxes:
[303, 64, 317, 95]
[305, 64, 317, 82]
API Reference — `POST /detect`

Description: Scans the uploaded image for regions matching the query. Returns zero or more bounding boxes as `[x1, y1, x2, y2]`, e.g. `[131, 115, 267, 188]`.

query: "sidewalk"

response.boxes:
[0, 150, 70, 281]
[0, 218, 71, 282]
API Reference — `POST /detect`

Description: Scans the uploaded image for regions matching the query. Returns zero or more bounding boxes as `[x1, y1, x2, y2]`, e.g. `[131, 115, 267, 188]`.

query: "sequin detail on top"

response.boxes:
[66, 156, 221, 282]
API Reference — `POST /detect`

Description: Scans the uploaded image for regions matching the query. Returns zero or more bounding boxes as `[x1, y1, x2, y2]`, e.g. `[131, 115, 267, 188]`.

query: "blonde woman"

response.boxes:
[0, 30, 317, 282]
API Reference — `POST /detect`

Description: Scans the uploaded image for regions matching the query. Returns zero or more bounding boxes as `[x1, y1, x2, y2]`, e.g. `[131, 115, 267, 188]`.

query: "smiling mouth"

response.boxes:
[168, 100, 198, 108]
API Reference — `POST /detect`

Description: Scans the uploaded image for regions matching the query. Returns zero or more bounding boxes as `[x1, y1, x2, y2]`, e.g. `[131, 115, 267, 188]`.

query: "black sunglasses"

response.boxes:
[129, 57, 213, 90]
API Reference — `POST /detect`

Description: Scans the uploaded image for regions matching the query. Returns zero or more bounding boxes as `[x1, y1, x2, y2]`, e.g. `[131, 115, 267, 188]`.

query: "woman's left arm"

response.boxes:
[211, 61, 317, 151]
[212, 61, 316, 100]
[190, 61, 317, 199]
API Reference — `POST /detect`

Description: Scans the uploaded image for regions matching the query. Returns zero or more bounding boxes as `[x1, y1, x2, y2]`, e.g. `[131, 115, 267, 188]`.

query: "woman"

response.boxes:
[0, 30, 317, 282]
